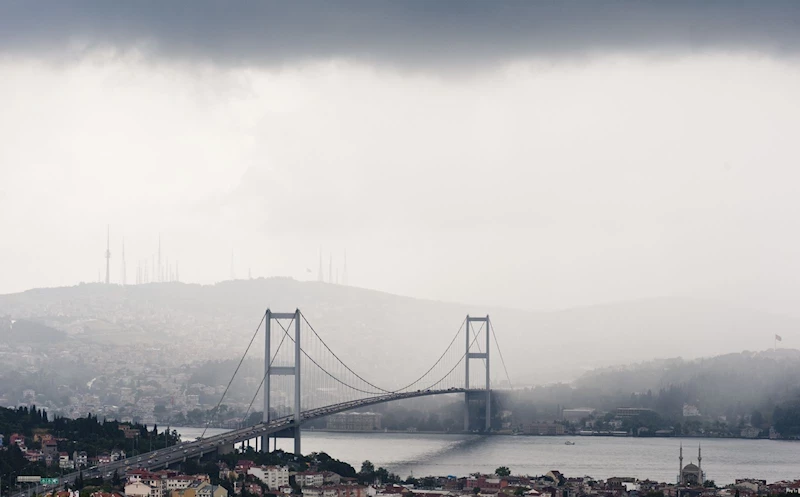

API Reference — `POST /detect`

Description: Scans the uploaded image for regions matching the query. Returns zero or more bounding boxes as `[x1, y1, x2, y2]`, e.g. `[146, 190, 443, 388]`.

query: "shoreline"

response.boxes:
[175, 426, 790, 441]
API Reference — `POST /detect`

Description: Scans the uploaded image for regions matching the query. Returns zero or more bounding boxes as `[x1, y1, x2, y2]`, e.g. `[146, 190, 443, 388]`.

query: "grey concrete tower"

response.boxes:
[464, 315, 491, 432]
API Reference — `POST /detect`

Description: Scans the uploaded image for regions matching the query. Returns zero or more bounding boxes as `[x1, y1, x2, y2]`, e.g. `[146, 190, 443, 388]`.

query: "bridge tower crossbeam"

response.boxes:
[262, 309, 302, 455]
[465, 315, 491, 432]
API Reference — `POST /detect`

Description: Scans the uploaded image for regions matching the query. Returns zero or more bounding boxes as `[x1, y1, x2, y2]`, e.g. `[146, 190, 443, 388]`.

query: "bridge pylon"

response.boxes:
[464, 315, 491, 432]
[261, 309, 302, 455]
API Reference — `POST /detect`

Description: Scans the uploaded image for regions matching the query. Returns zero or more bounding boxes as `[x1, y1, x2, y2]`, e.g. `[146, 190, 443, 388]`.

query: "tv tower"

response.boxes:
[121, 237, 127, 285]
[158, 235, 162, 283]
[342, 249, 348, 286]
[317, 246, 324, 282]
[104, 225, 111, 284]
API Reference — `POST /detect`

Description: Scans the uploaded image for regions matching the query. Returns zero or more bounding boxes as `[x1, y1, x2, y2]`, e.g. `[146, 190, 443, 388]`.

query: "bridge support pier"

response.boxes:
[464, 315, 492, 432]
[263, 309, 303, 455]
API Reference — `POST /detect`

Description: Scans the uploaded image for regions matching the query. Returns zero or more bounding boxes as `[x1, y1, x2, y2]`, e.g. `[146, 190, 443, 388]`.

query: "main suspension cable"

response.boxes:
[201, 312, 266, 439]
[300, 312, 393, 393]
[241, 318, 293, 426]
[276, 318, 386, 395]
[418, 323, 484, 391]
[490, 319, 512, 388]
[301, 312, 468, 394]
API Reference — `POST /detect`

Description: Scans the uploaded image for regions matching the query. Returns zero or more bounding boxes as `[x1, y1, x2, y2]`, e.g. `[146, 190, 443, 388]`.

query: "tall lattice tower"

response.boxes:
[121, 237, 127, 285]
[104, 225, 111, 284]
[317, 246, 324, 282]
[342, 249, 348, 285]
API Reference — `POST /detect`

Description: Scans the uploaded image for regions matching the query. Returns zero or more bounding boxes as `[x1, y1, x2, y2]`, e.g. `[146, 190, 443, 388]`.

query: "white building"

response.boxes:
[683, 404, 701, 417]
[301, 488, 337, 497]
[59, 453, 74, 470]
[296, 472, 325, 488]
[249, 466, 290, 490]
[126, 481, 155, 497]
[73, 451, 88, 467]
[165, 476, 196, 494]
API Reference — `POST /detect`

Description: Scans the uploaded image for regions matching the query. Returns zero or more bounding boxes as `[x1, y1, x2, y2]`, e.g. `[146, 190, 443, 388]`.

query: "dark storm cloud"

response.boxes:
[1, 1, 799, 68]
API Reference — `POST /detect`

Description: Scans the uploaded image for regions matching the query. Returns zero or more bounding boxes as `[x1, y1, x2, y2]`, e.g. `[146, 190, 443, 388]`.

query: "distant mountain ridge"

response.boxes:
[1, 278, 799, 385]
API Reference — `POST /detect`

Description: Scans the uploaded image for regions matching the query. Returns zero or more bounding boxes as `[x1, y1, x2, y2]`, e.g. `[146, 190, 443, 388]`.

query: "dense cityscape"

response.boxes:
[3, 408, 800, 497]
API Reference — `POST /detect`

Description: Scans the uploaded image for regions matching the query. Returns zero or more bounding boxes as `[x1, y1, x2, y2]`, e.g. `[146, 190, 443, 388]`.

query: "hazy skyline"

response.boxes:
[2, 2, 800, 315]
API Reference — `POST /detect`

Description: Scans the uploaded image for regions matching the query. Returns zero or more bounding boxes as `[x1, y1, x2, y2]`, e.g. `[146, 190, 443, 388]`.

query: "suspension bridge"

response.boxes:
[11, 310, 511, 497]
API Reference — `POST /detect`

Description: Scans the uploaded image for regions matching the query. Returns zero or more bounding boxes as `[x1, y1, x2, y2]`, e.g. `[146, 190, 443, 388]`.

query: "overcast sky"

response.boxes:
[2, 1, 800, 314]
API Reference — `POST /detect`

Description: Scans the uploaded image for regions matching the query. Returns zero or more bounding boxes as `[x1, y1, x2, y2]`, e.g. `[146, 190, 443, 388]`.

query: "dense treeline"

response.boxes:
[0, 406, 180, 495]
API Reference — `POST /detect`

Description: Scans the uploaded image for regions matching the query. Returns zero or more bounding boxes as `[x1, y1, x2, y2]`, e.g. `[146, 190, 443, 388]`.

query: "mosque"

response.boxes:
[678, 444, 704, 485]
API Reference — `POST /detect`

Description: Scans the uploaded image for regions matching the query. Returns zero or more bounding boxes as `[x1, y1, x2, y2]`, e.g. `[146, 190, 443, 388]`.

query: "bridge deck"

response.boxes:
[12, 388, 491, 497]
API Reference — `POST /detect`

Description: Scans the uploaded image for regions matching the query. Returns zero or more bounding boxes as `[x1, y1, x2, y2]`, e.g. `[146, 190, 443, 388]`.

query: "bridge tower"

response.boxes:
[261, 309, 302, 455]
[464, 315, 491, 432]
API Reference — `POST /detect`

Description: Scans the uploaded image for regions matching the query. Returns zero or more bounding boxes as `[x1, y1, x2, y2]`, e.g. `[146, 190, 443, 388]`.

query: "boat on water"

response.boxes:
[564, 441, 575, 445]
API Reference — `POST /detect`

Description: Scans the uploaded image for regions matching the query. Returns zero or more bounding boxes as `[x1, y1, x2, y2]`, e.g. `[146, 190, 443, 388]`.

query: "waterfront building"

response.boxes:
[325, 412, 382, 431]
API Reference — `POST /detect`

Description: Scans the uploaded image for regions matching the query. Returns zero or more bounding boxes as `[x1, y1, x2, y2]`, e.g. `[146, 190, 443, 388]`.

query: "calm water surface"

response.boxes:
[174, 428, 800, 485]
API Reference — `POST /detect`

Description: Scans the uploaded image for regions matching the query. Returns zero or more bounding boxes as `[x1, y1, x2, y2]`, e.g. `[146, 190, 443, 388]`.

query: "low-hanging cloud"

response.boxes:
[1, 1, 800, 69]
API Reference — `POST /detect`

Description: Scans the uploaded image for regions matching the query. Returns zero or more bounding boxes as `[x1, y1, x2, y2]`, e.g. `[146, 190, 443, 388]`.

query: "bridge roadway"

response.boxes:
[11, 388, 475, 497]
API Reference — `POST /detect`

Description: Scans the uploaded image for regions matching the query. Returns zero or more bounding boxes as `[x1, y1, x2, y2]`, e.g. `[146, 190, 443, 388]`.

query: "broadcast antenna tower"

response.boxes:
[105, 225, 111, 284]
[317, 246, 324, 282]
[342, 249, 348, 285]
[121, 237, 127, 285]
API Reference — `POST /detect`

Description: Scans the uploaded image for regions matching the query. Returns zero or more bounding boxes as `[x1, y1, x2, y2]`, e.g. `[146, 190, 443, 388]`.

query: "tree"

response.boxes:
[704, 480, 716, 488]
[750, 410, 765, 429]
[112, 469, 121, 487]
[514, 488, 525, 496]
[495, 467, 511, 477]
[473, 487, 481, 495]
[360, 460, 375, 475]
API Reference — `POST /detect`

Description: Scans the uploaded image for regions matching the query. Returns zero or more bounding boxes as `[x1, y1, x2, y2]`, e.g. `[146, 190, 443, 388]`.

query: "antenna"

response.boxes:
[158, 235, 162, 283]
[121, 237, 127, 285]
[105, 225, 111, 284]
[328, 254, 332, 284]
[343, 249, 348, 286]
[317, 246, 324, 282]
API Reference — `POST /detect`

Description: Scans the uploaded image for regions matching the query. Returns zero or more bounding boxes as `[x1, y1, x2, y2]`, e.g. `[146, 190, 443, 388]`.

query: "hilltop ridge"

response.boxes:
[1, 278, 799, 386]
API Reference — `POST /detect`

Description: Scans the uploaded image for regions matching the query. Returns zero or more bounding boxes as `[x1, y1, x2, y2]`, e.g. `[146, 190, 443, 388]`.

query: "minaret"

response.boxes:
[105, 226, 111, 284]
[698, 444, 702, 484]
[230, 251, 235, 280]
[328, 254, 332, 283]
[121, 237, 127, 285]
[176, 261, 179, 282]
[678, 443, 683, 484]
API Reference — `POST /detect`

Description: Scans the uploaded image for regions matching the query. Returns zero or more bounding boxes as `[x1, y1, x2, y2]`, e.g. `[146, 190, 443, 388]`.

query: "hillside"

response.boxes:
[1, 279, 799, 387]
[573, 349, 800, 415]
